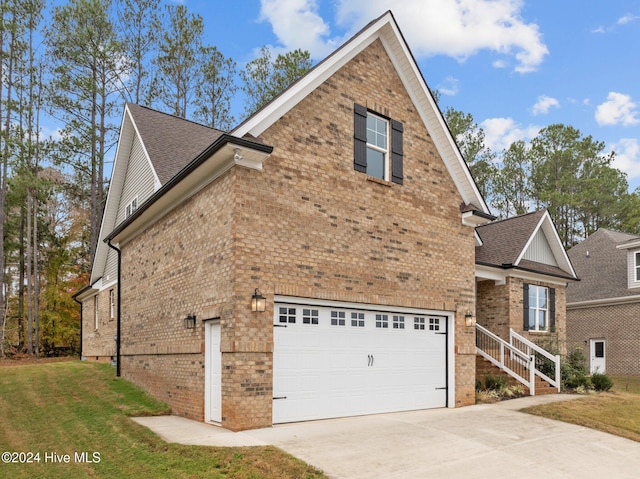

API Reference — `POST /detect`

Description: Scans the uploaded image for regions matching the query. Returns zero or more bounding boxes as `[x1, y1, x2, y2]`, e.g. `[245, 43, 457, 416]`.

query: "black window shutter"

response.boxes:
[549, 288, 556, 332]
[391, 119, 404, 184]
[354, 104, 367, 173]
[523, 283, 529, 331]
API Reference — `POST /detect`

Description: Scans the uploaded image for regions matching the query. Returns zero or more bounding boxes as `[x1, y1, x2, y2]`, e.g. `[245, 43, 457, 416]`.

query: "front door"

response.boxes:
[590, 339, 606, 374]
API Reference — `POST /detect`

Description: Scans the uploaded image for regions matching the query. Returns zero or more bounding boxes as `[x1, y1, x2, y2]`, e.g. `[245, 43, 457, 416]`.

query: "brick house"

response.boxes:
[75, 11, 574, 431]
[475, 210, 577, 353]
[567, 229, 640, 375]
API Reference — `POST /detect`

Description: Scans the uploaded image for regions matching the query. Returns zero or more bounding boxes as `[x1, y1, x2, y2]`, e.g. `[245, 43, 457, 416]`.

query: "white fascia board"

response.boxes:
[567, 295, 640, 309]
[109, 142, 270, 247]
[617, 239, 640, 250]
[475, 265, 507, 285]
[476, 263, 572, 287]
[233, 12, 489, 216]
[90, 108, 135, 284]
[462, 210, 493, 227]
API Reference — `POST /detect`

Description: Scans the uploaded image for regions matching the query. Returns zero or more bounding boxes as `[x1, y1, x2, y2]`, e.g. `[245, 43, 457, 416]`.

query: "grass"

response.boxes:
[0, 360, 327, 479]
[522, 374, 640, 442]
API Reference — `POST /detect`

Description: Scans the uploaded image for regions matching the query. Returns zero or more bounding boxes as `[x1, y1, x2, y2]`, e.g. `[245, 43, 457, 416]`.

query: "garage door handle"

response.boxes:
[367, 354, 374, 367]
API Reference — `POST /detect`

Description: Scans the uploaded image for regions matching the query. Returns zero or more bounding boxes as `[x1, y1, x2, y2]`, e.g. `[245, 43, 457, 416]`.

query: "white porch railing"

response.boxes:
[476, 324, 536, 395]
[509, 329, 561, 393]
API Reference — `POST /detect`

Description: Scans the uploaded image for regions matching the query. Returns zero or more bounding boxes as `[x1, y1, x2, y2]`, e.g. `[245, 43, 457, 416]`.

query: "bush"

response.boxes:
[561, 347, 591, 390]
[591, 373, 614, 391]
[484, 373, 508, 392]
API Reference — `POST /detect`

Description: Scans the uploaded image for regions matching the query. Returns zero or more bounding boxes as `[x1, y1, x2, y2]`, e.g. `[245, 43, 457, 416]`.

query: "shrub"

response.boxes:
[561, 347, 591, 390]
[591, 373, 614, 391]
[484, 373, 508, 392]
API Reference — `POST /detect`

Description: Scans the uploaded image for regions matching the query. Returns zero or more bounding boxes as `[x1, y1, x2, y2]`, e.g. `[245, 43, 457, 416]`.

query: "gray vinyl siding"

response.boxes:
[523, 229, 558, 266]
[104, 247, 118, 284]
[116, 134, 156, 225]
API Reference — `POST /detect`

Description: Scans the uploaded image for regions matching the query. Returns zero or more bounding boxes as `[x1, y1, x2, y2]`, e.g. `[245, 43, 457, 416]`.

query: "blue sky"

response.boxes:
[180, 0, 640, 191]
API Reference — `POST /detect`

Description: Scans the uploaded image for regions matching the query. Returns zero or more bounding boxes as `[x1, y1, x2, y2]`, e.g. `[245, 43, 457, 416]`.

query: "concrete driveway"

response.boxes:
[134, 395, 640, 479]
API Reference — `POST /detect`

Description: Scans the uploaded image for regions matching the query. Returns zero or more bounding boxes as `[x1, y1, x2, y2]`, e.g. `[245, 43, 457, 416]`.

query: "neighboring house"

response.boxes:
[567, 228, 640, 375]
[475, 210, 578, 354]
[75, 11, 571, 431]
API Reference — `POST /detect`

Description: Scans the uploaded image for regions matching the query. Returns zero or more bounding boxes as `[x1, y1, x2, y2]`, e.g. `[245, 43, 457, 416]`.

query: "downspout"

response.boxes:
[106, 239, 121, 377]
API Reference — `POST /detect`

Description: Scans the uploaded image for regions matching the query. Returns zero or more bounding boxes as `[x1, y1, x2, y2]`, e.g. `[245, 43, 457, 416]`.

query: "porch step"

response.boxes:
[476, 355, 557, 395]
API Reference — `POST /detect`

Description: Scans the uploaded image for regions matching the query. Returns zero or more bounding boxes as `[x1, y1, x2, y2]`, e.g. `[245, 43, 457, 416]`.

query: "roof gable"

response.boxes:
[476, 210, 576, 281]
[232, 10, 488, 216]
[90, 104, 224, 285]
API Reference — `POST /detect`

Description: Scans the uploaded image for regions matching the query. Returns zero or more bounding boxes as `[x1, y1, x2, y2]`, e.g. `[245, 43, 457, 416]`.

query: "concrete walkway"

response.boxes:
[133, 395, 640, 478]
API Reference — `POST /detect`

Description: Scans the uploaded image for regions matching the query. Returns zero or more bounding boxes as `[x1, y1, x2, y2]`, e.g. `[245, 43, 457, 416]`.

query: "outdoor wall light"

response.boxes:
[465, 310, 476, 327]
[184, 314, 196, 329]
[251, 288, 266, 312]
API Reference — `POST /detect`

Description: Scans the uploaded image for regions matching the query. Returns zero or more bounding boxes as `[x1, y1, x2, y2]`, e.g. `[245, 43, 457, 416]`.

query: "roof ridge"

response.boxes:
[477, 209, 545, 228]
[126, 102, 225, 133]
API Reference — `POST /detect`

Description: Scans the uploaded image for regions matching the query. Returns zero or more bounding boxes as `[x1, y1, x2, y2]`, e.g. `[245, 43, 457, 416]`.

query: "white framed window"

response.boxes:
[392, 315, 405, 329]
[429, 317, 441, 331]
[635, 252, 640, 282]
[109, 289, 115, 320]
[527, 285, 548, 331]
[279, 307, 296, 324]
[414, 317, 425, 330]
[302, 308, 319, 325]
[375, 314, 389, 328]
[125, 196, 138, 218]
[351, 312, 365, 327]
[331, 311, 346, 326]
[366, 113, 388, 180]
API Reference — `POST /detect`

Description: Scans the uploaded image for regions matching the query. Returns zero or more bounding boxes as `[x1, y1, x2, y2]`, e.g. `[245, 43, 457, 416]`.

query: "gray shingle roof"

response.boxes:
[476, 210, 575, 279]
[567, 228, 640, 303]
[476, 210, 545, 265]
[127, 103, 224, 185]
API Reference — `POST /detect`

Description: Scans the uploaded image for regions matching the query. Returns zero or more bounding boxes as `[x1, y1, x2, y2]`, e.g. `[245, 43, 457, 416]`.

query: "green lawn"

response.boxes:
[522, 374, 640, 442]
[0, 360, 327, 479]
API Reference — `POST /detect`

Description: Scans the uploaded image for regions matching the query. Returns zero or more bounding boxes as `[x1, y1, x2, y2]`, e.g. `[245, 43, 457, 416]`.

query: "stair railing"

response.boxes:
[476, 324, 535, 395]
[509, 329, 561, 392]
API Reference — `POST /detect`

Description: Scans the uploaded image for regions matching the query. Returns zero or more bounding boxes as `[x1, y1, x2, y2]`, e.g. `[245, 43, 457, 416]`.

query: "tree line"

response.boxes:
[0, 0, 311, 357]
[2, 0, 638, 358]
[443, 105, 640, 248]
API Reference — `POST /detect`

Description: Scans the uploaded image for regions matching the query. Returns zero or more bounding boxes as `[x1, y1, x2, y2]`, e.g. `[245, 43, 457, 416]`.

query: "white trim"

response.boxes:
[110, 142, 271, 247]
[475, 264, 572, 287]
[515, 211, 576, 278]
[232, 12, 489, 216]
[274, 295, 455, 410]
[567, 294, 640, 309]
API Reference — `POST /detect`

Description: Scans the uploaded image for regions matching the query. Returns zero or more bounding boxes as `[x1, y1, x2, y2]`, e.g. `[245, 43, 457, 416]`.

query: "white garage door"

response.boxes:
[273, 300, 448, 424]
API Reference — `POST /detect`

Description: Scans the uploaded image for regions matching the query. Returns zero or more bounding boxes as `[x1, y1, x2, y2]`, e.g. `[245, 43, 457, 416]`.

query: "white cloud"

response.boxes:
[259, 0, 342, 58]
[437, 76, 459, 96]
[611, 138, 640, 180]
[618, 13, 640, 25]
[259, 0, 548, 72]
[532, 95, 559, 116]
[595, 92, 639, 126]
[480, 117, 540, 152]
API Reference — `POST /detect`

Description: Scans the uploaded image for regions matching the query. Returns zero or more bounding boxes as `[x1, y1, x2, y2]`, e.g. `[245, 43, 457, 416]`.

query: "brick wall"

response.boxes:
[232, 38, 477, 414]
[477, 277, 567, 355]
[120, 169, 236, 423]
[81, 286, 117, 361]
[567, 302, 640, 375]
[118, 39, 478, 430]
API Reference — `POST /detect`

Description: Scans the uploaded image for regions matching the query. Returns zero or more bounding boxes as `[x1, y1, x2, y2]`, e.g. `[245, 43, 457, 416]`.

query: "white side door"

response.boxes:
[205, 321, 222, 423]
[590, 339, 606, 374]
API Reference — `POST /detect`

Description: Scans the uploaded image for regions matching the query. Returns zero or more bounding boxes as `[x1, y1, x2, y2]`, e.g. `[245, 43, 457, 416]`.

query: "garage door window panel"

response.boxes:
[279, 307, 296, 324]
[303, 309, 319, 325]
